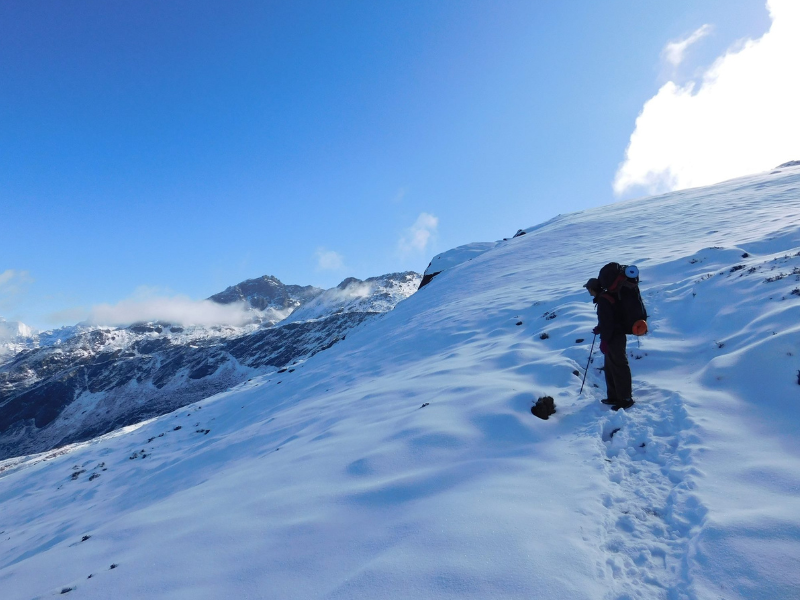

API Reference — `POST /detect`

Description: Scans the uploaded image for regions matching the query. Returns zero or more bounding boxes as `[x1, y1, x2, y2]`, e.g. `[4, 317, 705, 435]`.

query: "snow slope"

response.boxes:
[2, 165, 800, 599]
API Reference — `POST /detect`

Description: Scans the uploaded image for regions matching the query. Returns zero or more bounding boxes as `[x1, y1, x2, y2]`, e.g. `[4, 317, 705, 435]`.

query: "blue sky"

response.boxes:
[0, 1, 782, 329]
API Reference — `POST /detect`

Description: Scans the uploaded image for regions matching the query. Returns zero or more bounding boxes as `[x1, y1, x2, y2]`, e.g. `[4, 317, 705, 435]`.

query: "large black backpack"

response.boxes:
[597, 262, 648, 336]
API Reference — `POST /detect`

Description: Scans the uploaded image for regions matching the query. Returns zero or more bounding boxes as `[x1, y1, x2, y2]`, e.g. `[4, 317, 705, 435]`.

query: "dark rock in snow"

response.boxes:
[418, 271, 441, 290]
[531, 396, 556, 420]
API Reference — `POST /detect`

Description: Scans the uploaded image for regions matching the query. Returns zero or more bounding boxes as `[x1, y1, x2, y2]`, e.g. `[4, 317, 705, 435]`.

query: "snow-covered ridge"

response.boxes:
[3, 165, 800, 599]
[286, 272, 421, 322]
[420, 242, 498, 286]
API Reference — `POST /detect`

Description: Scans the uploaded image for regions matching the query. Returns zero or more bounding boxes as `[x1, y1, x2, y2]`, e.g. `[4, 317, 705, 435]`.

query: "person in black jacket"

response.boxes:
[584, 278, 634, 410]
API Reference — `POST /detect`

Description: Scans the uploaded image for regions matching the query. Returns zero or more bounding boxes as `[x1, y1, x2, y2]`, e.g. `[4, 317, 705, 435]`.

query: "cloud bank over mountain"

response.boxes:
[88, 296, 260, 327]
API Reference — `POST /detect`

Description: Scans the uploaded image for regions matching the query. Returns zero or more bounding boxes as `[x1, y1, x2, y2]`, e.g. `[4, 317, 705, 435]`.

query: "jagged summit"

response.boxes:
[208, 274, 323, 311]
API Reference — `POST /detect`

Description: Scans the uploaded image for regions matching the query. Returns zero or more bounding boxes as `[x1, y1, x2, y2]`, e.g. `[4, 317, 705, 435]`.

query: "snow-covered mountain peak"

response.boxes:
[0, 318, 37, 359]
[0, 318, 35, 341]
[208, 274, 323, 313]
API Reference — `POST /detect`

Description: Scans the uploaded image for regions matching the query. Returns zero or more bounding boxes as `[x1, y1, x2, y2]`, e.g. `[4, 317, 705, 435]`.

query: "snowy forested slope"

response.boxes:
[2, 165, 800, 599]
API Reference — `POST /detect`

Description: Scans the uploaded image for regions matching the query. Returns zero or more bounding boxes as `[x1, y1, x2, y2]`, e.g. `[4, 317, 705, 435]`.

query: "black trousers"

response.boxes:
[604, 334, 632, 401]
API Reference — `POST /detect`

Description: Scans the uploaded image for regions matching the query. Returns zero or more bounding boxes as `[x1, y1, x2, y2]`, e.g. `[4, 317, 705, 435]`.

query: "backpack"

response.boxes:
[597, 262, 648, 336]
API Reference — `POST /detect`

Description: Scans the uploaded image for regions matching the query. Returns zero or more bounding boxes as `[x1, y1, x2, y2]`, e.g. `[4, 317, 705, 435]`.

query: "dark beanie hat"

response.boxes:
[583, 277, 600, 291]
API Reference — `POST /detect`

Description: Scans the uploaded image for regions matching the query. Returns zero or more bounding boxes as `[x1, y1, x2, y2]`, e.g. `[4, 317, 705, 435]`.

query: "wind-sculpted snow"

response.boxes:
[420, 242, 497, 288]
[2, 165, 800, 599]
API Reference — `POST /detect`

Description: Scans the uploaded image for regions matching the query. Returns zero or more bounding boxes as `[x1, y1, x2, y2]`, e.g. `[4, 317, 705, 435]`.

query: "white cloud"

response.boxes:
[88, 296, 259, 327]
[398, 212, 439, 255]
[315, 248, 345, 271]
[662, 24, 712, 67]
[614, 0, 800, 196]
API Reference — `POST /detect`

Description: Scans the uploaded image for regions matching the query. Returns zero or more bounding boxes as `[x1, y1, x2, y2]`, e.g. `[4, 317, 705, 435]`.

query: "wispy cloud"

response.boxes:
[315, 248, 345, 271]
[391, 187, 408, 204]
[662, 24, 712, 67]
[0, 269, 32, 291]
[0, 269, 33, 311]
[398, 212, 439, 256]
[615, 0, 800, 196]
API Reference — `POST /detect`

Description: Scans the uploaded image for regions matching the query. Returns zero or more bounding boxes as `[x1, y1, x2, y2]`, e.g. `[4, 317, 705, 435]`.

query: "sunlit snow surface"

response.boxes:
[2, 167, 800, 599]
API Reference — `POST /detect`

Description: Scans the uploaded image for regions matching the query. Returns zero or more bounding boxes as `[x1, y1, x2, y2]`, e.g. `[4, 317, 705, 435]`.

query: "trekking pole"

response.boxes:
[579, 333, 597, 395]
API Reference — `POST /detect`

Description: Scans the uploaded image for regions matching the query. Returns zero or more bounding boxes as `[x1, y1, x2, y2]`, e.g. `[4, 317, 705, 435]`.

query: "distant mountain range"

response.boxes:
[0, 271, 420, 460]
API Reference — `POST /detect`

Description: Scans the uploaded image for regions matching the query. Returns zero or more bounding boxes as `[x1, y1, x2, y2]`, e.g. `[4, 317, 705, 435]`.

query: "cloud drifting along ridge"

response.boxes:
[614, 0, 800, 196]
[662, 24, 713, 67]
[89, 296, 260, 327]
[398, 212, 439, 255]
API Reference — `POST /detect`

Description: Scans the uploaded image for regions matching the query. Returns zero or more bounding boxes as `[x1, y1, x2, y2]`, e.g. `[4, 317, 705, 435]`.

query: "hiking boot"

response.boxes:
[611, 398, 635, 411]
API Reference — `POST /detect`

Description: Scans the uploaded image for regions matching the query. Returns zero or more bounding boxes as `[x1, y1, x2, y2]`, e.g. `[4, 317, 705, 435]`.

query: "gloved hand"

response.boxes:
[592, 326, 600, 335]
[599, 340, 608, 354]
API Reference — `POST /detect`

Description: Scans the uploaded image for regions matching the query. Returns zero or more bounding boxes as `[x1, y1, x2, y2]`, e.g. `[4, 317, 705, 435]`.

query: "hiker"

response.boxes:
[584, 277, 634, 410]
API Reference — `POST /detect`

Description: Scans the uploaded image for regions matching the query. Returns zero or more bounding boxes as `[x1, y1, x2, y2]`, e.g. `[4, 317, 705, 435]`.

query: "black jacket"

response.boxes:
[594, 294, 623, 342]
